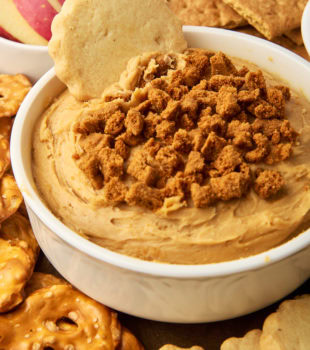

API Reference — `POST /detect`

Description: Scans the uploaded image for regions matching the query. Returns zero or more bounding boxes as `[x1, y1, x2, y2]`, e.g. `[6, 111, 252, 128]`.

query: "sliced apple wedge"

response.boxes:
[12, 0, 58, 41]
[0, 0, 47, 45]
[0, 26, 20, 42]
[47, 0, 62, 12]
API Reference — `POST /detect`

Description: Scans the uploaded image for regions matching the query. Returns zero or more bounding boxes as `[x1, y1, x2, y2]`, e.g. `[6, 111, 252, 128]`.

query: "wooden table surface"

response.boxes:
[36, 35, 310, 350]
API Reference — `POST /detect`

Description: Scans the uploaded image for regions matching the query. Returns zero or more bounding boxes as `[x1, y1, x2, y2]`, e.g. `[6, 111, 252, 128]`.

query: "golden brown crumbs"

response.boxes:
[126, 182, 163, 209]
[73, 50, 298, 209]
[104, 177, 128, 204]
[254, 169, 284, 199]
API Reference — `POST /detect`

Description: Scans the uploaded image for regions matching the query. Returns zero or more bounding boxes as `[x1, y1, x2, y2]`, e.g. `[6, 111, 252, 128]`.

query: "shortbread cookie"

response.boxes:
[221, 329, 261, 350]
[166, 0, 247, 29]
[260, 295, 310, 350]
[159, 345, 204, 350]
[49, 0, 187, 100]
[223, 0, 308, 39]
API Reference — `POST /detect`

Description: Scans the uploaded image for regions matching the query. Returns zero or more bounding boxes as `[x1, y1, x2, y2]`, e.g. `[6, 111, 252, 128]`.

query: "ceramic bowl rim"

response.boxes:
[0, 36, 47, 52]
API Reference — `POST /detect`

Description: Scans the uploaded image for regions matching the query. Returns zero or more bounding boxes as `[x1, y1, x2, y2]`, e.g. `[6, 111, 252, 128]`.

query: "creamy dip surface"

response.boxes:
[32, 51, 310, 264]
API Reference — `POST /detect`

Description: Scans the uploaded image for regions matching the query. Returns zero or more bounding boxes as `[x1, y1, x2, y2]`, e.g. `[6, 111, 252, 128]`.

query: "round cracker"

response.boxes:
[260, 295, 310, 350]
[49, 0, 187, 100]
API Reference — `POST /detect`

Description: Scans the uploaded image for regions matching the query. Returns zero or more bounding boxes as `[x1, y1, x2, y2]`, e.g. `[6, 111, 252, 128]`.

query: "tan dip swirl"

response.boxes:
[32, 49, 310, 264]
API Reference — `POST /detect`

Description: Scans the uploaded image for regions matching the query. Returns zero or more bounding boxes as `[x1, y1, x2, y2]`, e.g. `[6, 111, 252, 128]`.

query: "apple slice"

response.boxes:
[47, 0, 62, 12]
[0, 0, 47, 45]
[12, 0, 58, 41]
[58, 0, 65, 4]
[0, 26, 20, 42]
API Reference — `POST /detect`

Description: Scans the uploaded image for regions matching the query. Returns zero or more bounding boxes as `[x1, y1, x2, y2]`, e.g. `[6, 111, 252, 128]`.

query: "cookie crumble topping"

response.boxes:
[73, 49, 297, 210]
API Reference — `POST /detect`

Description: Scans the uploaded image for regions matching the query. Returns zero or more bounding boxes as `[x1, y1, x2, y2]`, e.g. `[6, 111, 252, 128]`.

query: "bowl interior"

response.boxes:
[11, 26, 310, 277]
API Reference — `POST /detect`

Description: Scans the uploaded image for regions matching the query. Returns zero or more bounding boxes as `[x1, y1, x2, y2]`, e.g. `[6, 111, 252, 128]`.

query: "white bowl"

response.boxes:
[11, 26, 310, 323]
[0, 37, 53, 82]
[302, 0, 310, 56]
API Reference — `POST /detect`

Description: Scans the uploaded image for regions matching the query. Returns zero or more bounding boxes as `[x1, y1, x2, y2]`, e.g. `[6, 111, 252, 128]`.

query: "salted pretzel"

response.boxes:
[0, 212, 39, 313]
[25, 272, 68, 297]
[0, 135, 10, 179]
[0, 173, 23, 223]
[0, 74, 32, 117]
[0, 283, 144, 350]
[0, 117, 13, 139]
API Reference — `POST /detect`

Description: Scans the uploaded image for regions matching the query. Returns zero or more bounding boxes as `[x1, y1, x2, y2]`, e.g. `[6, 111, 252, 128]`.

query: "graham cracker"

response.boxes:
[223, 0, 308, 39]
[166, 0, 247, 29]
[284, 28, 304, 46]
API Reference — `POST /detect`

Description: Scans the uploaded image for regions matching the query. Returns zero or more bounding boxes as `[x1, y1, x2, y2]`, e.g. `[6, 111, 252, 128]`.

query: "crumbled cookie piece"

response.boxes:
[213, 145, 242, 175]
[143, 112, 161, 138]
[161, 100, 180, 120]
[238, 88, 260, 103]
[180, 114, 196, 131]
[181, 95, 199, 119]
[99, 147, 124, 181]
[280, 120, 298, 142]
[126, 182, 163, 209]
[183, 50, 210, 87]
[265, 143, 292, 165]
[211, 171, 250, 201]
[201, 132, 227, 161]
[266, 87, 285, 117]
[73, 49, 297, 210]
[125, 109, 144, 136]
[156, 120, 176, 140]
[127, 150, 157, 186]
[78, 155, 103, 190]
[191, 183, 216, 208]
[209, 75, 245, 91]
[245, 70, 266, 92]
[104, 110, 125, 136]
[114, 139, 129, 160]
[156, 146, 183, 176]
[185, 151, 205, 175]
[245, 133, 270, 163]
[173, 129, 192, 153]
[198, 113, 227, 136]
[210, 52, 238, 76]
[148, 88, 170, 112]
[254, 169, 284, 199]
[248, 99, 278, 119]
[104, 177, 128, 205]
[216, 86, 240, 118]
[226, 120, 252, 148]
[118, 130, 144, 147]
[164, 174, 187, 199]
[144, 137, 161, 157]
[274, 85, 291, 101]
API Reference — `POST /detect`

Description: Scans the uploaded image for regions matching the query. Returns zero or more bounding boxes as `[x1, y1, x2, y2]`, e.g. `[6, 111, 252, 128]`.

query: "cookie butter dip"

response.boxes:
[32, 49, 310, 264]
